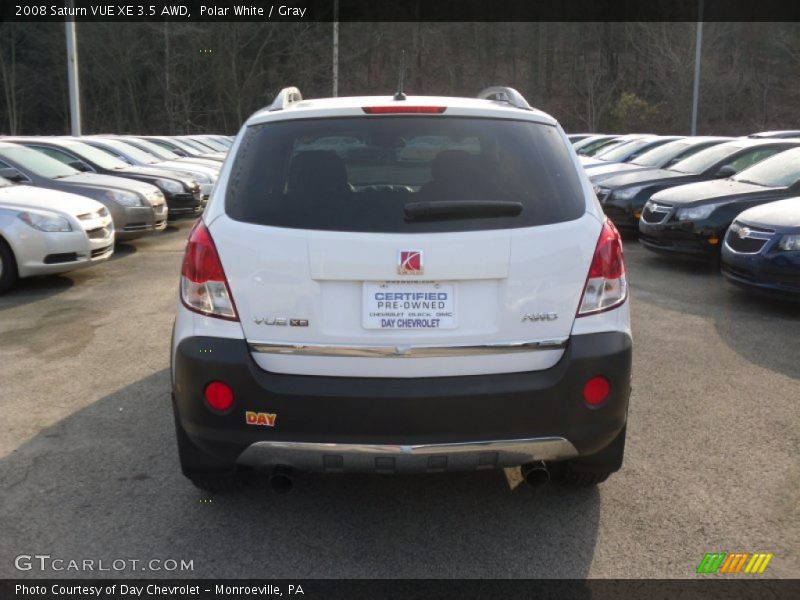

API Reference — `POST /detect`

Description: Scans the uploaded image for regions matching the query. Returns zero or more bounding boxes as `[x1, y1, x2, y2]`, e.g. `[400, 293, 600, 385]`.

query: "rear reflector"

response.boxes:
[362, 106, 447, 114]
[180, 220, 239, 321]
[583, 376, 610, 406]
[577, 218, 627, 316]
[205, 381, 234, 411]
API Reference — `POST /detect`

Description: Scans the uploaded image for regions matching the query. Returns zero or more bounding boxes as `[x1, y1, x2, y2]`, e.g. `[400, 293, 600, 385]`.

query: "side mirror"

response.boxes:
[0, 167, 27, 183]
[68, 160, 92, 172]
[715, 165, 737, 178]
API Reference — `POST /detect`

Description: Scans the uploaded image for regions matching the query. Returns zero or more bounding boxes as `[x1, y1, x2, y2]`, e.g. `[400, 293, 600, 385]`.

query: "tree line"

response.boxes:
[0, 21, 798, 136]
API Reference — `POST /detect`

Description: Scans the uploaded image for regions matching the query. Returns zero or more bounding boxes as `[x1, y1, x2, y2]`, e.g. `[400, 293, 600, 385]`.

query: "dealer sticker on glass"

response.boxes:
[363, 282, 457, 329]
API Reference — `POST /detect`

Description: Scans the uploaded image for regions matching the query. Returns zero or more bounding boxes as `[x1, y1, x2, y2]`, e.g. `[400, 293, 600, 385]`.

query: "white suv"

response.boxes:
[170, 87, 632, 492]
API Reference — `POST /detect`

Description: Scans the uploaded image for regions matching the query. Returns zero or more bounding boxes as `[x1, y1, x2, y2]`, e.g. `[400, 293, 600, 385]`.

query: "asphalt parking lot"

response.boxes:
[0, 220, 798, 579]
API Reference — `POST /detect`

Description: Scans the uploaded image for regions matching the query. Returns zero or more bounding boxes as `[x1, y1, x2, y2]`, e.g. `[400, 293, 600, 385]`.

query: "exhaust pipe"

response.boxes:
[268, 466, 294, 493]
[520, 461, 549, 488]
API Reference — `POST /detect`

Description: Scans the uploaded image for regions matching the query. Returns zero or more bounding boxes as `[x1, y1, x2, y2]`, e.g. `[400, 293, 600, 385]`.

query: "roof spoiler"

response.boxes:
[268, 87, 303, 112]
[477, 87, 532, 111]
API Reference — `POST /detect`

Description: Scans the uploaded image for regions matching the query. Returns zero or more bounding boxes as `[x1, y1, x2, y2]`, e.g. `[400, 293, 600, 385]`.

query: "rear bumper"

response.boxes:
[171, 331, 632, 473]
[238, 438, 578, 473]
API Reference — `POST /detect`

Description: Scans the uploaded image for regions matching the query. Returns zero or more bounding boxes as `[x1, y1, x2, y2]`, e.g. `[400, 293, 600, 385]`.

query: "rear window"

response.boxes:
[225, 117, 585, 233]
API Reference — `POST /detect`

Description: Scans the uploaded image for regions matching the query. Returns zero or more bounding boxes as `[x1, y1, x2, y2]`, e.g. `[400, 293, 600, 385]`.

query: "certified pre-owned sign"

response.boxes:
[363, 281, 456, 329]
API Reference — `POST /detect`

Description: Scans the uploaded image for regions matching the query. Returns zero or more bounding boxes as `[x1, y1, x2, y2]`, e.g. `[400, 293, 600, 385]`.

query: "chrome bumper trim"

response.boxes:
[237, 437, 579, 472]
[248, 338, 568, 358]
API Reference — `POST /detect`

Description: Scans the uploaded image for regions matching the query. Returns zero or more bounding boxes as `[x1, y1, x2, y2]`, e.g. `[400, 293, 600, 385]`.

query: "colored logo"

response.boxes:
[245, 411, 277, 427]
[398, 250, 423, 275]
[696, 552, 773, 574]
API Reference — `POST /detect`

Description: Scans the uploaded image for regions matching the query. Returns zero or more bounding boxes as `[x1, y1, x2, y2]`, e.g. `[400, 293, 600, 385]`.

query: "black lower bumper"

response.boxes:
[165, 192, 203, 220]
[603, 204, 640, 236]
[171, 332, 632, 470]
[721, 253, 800, 298]
[639, 222, 719, 258]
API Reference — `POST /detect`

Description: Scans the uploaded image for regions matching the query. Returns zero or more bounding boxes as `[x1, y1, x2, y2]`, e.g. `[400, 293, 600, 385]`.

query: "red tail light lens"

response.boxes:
[583, 376, 610, 406]
[578, 218, 627, 316]
[180, 220, 239, 321]
[362, 106, 447, 114]
[204, 381, 234, 411]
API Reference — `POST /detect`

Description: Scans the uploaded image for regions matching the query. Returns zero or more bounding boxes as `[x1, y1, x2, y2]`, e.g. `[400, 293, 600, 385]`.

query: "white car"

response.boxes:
[170, 87, 632, 493]
[0, 178, 114, 292]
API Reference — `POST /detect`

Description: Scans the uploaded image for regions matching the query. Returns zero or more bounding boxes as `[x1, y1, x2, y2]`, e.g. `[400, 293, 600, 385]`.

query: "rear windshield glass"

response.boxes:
[226, 117, 585, 233]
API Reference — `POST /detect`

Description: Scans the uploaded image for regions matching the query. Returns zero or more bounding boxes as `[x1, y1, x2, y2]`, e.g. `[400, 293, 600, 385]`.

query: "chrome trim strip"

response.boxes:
[237, 437, 580, 471]
[248, 337, 569, 358]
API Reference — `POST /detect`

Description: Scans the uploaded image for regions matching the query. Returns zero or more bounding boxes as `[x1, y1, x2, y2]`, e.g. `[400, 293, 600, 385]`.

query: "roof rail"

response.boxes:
[477, 86, 531, 111]
[268, 87, 303, 112]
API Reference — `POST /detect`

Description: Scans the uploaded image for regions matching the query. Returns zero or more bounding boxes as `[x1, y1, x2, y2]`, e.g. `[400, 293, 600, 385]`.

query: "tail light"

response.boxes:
[577, 218, 627, 316]
[180, 220, 238, 321]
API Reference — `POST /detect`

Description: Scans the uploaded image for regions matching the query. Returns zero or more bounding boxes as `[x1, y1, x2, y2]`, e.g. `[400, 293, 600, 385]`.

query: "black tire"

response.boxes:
[0, 237, 19, 293]
[548, 462, 612, 486]
[188, 470, 252, 493]
[550, 425, 627, 487]
[172, 400, 251, 493]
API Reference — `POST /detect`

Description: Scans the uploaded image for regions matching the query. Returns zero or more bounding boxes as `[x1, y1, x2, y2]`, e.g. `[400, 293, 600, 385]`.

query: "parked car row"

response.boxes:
[569, 131, 800, 298]
[0, 134, 233, 292]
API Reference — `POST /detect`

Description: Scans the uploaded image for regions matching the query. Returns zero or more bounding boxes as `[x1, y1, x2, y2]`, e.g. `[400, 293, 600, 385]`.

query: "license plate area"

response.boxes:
[363, 281, 457, 329]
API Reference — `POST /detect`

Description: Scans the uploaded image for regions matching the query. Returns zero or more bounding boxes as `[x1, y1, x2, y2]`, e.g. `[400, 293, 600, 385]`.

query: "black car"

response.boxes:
[581, 135, 683, 172]
[7, 138, 204, 220]
[638, 147, 800, 259]
[139, 135, 225, 164]
[721, 198, 800, 298]
[588, 137, 731, 184]
[597, 139, 800, 235]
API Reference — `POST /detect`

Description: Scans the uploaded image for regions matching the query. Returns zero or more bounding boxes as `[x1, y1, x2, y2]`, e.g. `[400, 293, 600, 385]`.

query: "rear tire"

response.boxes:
[550, 425, 626, 487]
[0, 237, 19, 293]
[548, 462, 611, 486]
[188, 470, 252, 493]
